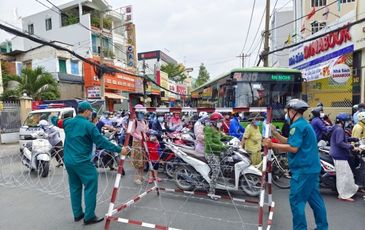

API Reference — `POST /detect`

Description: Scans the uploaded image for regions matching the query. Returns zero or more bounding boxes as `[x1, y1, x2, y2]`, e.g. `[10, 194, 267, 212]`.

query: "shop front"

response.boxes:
[289, 11, 357, 116]
[83, 59, 137, 111]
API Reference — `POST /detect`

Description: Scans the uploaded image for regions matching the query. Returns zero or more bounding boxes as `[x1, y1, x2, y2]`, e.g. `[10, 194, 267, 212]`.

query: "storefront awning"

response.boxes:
[105, 93, 128, 100]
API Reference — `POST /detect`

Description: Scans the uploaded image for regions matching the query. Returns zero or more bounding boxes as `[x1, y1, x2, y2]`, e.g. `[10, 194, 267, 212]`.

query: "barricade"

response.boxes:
[105, 107, 276, 230]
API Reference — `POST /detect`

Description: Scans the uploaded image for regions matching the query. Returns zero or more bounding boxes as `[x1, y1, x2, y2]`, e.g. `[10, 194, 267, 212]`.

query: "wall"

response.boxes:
[58, 82, 83, 99]
[302, 0, 356, 38]
[13, 8, 92, 58]
[270, 8, 293, 67]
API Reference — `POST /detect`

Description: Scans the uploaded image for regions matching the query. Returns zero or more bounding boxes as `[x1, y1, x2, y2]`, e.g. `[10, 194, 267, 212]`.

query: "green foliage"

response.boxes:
[195, 63, 210, 88]
[160, 63, 186, 82]
[91, 13, 112, 30]
[1, 67, 60, 101]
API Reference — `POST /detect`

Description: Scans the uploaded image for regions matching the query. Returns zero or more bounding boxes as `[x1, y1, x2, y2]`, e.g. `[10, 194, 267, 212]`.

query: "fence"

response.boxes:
[0, 101, 21, 133]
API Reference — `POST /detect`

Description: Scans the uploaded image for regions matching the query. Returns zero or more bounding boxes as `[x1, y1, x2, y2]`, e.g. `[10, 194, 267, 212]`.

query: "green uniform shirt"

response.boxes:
[204, 126, 231, 156]
[51, 115, 122, 165]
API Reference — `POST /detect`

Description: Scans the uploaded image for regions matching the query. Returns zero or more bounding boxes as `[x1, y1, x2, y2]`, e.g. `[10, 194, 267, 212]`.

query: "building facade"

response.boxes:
[270, 7, 294, 67]
[288, 0, 365, 118]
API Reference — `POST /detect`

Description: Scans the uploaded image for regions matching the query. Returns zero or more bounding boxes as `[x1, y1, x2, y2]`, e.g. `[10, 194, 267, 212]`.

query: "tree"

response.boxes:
[160, 63, 187, 82]
[195, 63, 210, 88]
[1, 67, 60, 100]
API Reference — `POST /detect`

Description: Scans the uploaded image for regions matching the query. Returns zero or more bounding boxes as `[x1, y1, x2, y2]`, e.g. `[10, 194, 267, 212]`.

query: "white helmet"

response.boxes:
[38, 120, 49, 127]
[199, 111, 208, 119]
[358, 112, 365, 121]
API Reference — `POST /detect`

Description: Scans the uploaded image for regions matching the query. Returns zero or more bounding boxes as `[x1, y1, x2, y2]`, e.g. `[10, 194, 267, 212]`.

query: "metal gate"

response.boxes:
[0, 101, 21, 133]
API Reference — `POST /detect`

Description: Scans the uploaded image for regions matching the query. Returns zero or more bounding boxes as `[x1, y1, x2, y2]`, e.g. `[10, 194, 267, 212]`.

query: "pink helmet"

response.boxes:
[134, 104, 144, 109]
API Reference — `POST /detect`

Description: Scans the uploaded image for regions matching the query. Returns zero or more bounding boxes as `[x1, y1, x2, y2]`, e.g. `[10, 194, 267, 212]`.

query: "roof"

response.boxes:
[192, 67, 302, 92]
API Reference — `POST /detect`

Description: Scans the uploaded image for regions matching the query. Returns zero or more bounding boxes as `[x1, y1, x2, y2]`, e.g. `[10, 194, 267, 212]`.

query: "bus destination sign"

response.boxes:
[234, 72, 295, 82]
[271, 75, 293, 81]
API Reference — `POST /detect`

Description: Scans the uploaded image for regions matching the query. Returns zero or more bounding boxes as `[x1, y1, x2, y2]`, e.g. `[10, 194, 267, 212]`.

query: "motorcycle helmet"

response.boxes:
[210, 112, 224, 121]
[357, 112, 365, 122]
[199, 111, 208, 118]
[311, 107, 323, 118]
[285, 99, 309, 114]
[335, 113, 351, 122]
[38, 120, 49, 128]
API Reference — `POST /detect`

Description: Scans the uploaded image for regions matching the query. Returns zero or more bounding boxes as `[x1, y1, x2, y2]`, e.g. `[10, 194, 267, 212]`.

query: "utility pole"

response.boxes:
[142, 58, 148, 107]
[99, 12, 106, 110]
[237, 53, 250, 67]
[263, 0, 270, 67]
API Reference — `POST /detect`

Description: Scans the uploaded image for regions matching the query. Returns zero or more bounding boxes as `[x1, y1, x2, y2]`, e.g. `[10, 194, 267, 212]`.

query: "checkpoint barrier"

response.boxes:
[105, 107, 276, 230]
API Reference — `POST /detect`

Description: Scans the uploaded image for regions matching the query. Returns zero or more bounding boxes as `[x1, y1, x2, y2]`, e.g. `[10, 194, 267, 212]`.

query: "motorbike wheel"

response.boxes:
[272, 154, 291, 189]
[240, 173, 262, 197]
[175, 165, 196, 191]
[38, 161, 49, 177]
[165, 158, 179, 178]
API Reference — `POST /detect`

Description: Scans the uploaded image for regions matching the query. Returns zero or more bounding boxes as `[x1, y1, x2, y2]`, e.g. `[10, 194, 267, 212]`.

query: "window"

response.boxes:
[340, 0, 355, 3]
[71, 60, 79, 75]
[45, 18, 52, 31]
[92, 34, 98, 53]
[27, 24, 34, 35]
[311, 0, 327, 7]
[62, 110, 74, 119]
[58, 59, 67, 73]
[311, 21, 326, 34]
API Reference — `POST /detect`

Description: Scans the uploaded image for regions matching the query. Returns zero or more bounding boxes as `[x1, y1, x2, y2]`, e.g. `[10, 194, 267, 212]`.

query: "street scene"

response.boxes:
[1, 0, 365, 230]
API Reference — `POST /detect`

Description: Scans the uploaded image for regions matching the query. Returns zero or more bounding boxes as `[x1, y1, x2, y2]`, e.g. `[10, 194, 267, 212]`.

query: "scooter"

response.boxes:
[92, 131, 124, 174]
[21, 131, 52, 177]
[165, 138, 263, 197]
[318, 144, 365, 190]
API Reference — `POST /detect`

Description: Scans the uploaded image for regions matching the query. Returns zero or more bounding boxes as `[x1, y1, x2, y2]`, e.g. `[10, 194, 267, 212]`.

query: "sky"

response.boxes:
[0, 0, 292, 79]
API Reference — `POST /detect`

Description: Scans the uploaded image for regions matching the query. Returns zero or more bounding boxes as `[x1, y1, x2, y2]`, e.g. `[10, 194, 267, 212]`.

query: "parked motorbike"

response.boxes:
[21, 131, 52, 177]
[165, 137, 263, 197]
[318, 143, 365, 190]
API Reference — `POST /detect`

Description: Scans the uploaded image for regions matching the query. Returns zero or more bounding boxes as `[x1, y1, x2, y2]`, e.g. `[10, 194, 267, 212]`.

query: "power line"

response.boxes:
[269, 0, 338, 33]
[240, 0, 256, 54]
[0, 22, 188, 97]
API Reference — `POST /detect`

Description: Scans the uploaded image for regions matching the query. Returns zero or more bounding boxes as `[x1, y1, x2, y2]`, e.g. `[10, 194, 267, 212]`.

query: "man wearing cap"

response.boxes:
[51, 101, 127, 225]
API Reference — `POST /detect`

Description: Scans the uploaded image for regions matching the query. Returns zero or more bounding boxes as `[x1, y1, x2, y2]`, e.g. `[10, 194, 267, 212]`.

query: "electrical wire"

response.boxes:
[240, 0, 256, 54]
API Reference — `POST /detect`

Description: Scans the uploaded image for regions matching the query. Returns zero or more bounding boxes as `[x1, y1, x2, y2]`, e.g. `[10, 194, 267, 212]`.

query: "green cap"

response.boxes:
[78, 101, 93, 111]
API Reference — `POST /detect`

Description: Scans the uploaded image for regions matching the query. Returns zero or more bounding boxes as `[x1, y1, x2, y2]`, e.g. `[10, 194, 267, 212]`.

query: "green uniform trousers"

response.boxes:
[66, 162, 98, 222]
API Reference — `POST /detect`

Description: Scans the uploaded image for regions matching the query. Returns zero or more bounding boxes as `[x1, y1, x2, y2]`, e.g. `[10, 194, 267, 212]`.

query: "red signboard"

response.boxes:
[84, 60, 137, 92]
[304, 27, 351, 60]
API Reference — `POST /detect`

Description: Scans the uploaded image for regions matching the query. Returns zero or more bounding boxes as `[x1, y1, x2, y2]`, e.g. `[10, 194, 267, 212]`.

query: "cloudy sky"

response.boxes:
[0, 0, 292, 78]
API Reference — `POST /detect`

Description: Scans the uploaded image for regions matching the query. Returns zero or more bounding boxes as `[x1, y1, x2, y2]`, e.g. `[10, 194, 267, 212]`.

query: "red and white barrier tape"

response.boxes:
[114, 217, 182, 230]
[135, 107, 268, 113]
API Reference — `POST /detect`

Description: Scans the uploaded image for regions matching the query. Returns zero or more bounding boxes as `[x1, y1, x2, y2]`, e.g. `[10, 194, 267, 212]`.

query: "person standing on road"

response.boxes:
[263, 99, 328, 230]
[241, 116, 263, 166]
[51, 101, 126, 225]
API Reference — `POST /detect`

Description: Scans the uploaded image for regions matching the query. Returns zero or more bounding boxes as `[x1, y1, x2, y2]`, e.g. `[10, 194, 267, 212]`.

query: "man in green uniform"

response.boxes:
[51, 101, 125, 225]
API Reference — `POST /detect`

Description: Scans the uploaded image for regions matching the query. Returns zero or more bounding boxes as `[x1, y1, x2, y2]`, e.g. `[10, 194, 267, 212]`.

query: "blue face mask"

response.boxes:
[137, 113, 144, 120]
[255, 121, 261, 126]
[158, 117, 164, 123]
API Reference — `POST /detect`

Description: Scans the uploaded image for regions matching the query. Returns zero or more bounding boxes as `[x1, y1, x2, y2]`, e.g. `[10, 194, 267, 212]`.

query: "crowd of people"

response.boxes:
[36, 99, 365, 229]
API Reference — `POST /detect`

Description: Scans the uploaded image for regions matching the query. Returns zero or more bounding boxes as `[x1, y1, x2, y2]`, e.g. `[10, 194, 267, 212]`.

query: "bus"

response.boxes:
[191, 67, 303, 120]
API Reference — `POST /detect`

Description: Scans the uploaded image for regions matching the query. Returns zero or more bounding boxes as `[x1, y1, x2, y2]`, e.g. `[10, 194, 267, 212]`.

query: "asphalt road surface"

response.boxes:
[0, 144, 364, 230]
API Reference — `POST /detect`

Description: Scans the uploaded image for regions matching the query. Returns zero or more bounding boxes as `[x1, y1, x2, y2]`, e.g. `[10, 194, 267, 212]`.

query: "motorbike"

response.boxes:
[92, 131, 124, 174]
[21, 131, 52, 177]
[164, 137, 263, 197]
[318, 143, 365, 191]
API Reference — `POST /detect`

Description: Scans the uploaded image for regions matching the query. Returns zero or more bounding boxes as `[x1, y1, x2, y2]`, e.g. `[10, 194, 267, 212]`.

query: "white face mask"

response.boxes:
[150, 136, 157, 141]
[320, 112, 325, 118]
[217, 122, 223, 128]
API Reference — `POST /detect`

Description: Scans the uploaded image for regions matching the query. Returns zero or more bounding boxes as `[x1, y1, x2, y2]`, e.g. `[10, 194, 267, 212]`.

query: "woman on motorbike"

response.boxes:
[330, 113, 360, 201]
[241, 115, 263, 166]
[38, 120, 64, 167]
[204, 112, 232, 198]
[352, 112, 365, 139]
[310, 107, 331, 142]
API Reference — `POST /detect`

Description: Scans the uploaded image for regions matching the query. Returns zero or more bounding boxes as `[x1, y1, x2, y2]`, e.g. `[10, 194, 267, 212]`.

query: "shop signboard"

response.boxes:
[134, 77, 144, 94]
[168, 80, 177, 100]
[87, 87, 101, 98]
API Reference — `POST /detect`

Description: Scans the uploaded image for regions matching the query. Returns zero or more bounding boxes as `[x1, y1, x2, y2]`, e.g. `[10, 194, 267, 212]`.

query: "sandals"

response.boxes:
[337, 197, 354, 202]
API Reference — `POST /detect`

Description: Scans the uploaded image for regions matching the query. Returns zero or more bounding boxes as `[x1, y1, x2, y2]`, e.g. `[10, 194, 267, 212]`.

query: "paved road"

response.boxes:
[0, 144, 364, 230]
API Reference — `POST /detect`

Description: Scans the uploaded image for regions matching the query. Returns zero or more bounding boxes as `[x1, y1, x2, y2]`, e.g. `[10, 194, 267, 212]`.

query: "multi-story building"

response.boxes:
[12, 0, 127, 66]
[288, 0, 365, 118]
[270, 7, 294, 67]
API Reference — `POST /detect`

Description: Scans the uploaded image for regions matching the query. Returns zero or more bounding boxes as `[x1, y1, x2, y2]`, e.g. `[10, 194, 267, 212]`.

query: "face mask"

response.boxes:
[158, 117, 164, 123]
[255, 121, 261, 126]
[320, 112, 325, 118]
[217, 122, 223, 128]
[137, 113, 144, 120]
[150, 136, 157, 141]
[285, 113, 290, 124]
[344, 121, 350, 128]
[205, 121, 211, 126]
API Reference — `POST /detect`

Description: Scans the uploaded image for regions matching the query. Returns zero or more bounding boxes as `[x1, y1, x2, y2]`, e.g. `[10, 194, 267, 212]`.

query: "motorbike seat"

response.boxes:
[180, 148, 208, 163]
[320, 151, 334, 165]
